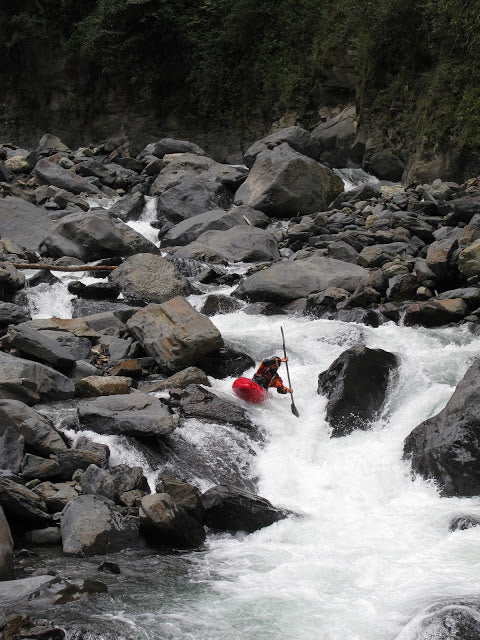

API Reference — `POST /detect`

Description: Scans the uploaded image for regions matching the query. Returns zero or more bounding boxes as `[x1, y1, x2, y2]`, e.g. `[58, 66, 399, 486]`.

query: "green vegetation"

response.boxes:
[1, 0, 480, 154]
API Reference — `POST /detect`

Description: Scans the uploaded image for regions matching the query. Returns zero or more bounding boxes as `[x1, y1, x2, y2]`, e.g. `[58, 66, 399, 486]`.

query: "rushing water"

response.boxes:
[22, 177, 480, 639]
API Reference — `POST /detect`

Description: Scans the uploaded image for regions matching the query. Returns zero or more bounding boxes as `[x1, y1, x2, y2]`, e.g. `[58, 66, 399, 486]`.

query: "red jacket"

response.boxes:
[252, 357, 288, 394]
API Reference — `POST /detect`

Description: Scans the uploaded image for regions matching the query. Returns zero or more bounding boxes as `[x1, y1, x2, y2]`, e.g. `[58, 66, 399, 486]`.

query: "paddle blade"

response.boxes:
[291, 399, 300, 418]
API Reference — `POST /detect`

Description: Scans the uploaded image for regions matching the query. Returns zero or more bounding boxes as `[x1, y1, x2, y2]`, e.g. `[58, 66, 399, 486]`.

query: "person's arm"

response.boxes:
[270, 375, 292, 394]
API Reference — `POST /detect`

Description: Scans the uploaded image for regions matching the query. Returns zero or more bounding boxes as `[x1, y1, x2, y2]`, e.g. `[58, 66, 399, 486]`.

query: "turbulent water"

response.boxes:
[22, 180, 480, 640]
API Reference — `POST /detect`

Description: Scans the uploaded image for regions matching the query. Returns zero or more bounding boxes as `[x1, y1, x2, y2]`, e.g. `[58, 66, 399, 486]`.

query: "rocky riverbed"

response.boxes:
[1, 128, 480, 639]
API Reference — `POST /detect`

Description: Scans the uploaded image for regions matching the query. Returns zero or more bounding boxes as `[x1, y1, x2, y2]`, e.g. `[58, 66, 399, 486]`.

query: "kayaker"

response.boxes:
[252, 356, 293, 394]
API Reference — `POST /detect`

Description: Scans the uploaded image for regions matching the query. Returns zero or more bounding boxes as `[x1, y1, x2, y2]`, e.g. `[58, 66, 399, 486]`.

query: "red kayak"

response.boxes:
[232, 377, 268, 404]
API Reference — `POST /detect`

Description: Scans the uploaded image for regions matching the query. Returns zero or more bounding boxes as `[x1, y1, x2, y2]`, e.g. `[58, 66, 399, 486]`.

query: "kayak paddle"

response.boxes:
[280, 326, 300, 418]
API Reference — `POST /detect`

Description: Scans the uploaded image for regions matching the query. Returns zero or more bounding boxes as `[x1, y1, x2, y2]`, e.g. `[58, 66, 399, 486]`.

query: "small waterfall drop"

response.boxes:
[334, 167, 381, 191]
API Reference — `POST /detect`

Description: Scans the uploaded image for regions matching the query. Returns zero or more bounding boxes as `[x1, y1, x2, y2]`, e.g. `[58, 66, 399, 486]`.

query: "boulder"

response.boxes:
[317, 346, 399, 436]
[140, 367, 210, 393]
[77, 392, 177, 439]
[0, 352, 75, 405]
[155, 478, 205, 522]
[108, 191, 145, 222]
[243, 126, 321, 167]
[75, 375, 132, 398]
[109, 253, 192, 304]
[426, 238, 458, 283]
[141, 138, 205, 159]
[459, 238, 480, 279]
[0, 507, 14, 580]
[161, 206, 269, 247]
[0, 399, 66, 455]
[79, 464, 148, 505]
[200, 294, 243, 316]
[176, 384, 253, 429]
[38, 330, 93, 361]
[404, 299, 468, 327]
[34, 158, 102, 195]
[24, 526, 62, 545]
[234, 256, 369, 304]
[39, 210, 159, 261]
[311, 106, 360, 166]
[38, 134, 69, 152]
[2, 324, 77, 372]
[0, 263, 25, 296]
[33, 481, 79, 512]
[21, 454, 61, 480]
[61, 494, 141, 556]
[0, 427, 25, 474]
[0, 197, 54, 251]
[404, 358, 480, 496]
[202, 484, 289, 533]
[54, 449, 105, 480]
[365, 151, 405, 181]
[68, 280, 120, 300]
[195, 348, 255, 379]
[169, 226, 280, 263]
[0, 476, 50, 527]
[398, 600, 480, 640]
[0, 302, 31, 329]
[139, 493, 206, 548]
[235, 143, 344, 217]
[126, 297, 223, 372]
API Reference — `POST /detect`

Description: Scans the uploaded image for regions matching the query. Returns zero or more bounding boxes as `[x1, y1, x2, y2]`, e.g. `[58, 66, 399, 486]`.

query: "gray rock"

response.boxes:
[318, 346, 399, 436]
[0, 507, 14, 580]
[235, 143, 344, 217]
[0, 263, 25, 295]
[162, 206, 269, 247]
[77, 392, 177, 439]
[139, 493, 206, 548]
[200, 294, 243, 316]
[0, 352, 75, 405]
[195, 347, 255, 379]
[311, 106, 360, 166]
[140, 367, 210, 393]
[243, 126, 321, 167]
[38, 134, 69, 152]
[398, 600, 480, 640]
[0, 399, 66, 455]
[24, 525, 62, 545]
[39, 210, 159, 261]
[35, 158, 102, 195]
[177, 384, 253, 429]
[33, 481, 79, 512]
[54, 449, 106, 480]
[0, 476, 50, 526]
[404, 299, 468, 327]
[126, 297, 223, 372]
[40, 330, 93, 361]
[3, 324, 77, 372]
[0, 196, 54, 251]
[61, 494, 141, 556]
[156, 478, 205, 521]
[0, 302, 31, 327]
[0, 574, 66, 609]
[234, 256, 369, 304]
[365, 151, 405, 181]
[21, 453, 61, 480]
[170, 226, 280, 263]
[0, 427, 25, 474]
[108, 191, 145, 221]
[141, 138, 205, 159]
[109, 253, 192, 304]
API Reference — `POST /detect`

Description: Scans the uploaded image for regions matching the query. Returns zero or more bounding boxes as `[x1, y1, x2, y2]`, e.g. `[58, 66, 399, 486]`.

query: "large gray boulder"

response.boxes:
[109, 253, 192, 304]
[151, 153, 247, 222]
[202, 485, 290, 533]
[161, 206, 269, 247]
[39, 210, 159, 261]
[0, 507, 13, 580]
[234, 143, 344, 217]
[139, 493, 206, 548]
[404, 358, 480, 497]
[234, 256, 369, 304]
[2, 324, 77, 372]
[126, 297, 224, 372]
[0, 399, 66, 455]
[108, 191, 145, 222]
[35, 158, 102, 195]
[310, 106, 360, 166]
[61, 494, 140, 556]
[318, 346, 399, 436]
[0, 352, 75, 405]
[0, 197, 54, 251]
[77, 392, 177, 439]
[169, 226, 280, 263]
[0, 427, 24, 473]
[243, 126, 321, 168]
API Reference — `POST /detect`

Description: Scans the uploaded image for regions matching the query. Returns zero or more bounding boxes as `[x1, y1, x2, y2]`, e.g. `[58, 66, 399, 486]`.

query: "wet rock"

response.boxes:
[234, 256, 369, 304]
[162, 206, 269, 247]
[53, 189, 90, 212]
[0, 399, 67, 455]
[235, 143, 344, 217]
[0, 263, 25, 297]
[156, 478, 205, 522]
[244, 126, 321, 167]
[425, 238, 458, 284]
[200, 294, 243, 316]
[365, 151, 405, 181]
[176, 384, 253, 429]
[109, 253, 192, 304]
[0, 302, 31, 328]
[77, 392, 177, 439]
[196, 347, 255, 379]
[35, 158, 102, 195]
[0, 575, 71, 617]
[74, 436, 110, 467]
[39, 210, 159, 262]
[305, 288, 350, 317]
[459, 238, 480, 279]
[139, 492, 206, 548]
[54, 449, 105, 480]
[75, 375, 132, 398]
[318, 346, 399, 436]
[170, 226, 280, 263]
[67, 281, 120, 300]
[0, 196, 54, 251]
[140, 366, 210, 392]
[404, 358, 480, 497]
[404, 298, 468, 327]
[97, 560, 121, 574]
[0, 476, 50, 528]
[79, 463, 148, 506]
[126, 297, 223, 373]
[108, 191, 145, 222]
[3, 324, 77, 372]
[0, 352, 75, 405]
[398, 600, 480, 640]
[61, 494, 141, 556]
[0, 507, 14, 580]
[449, 515, 480, 531]
[202, 484, 289, 533]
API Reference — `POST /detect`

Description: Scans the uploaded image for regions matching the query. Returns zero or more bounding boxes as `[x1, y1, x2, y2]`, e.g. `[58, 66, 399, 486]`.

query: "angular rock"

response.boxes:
[39, 210, 159, 261]
[365, 151, 405, 181]
[459, 238, 480, 279]
[169, 226, 280, 263]
[33, 481, 79, 512]
[196, 347, 255, 379]
[109, 253, 192, 304]
[202, 484, 289, 533]
[398, 600, 480, 640]
[139, 493, 206, 548]
[0, 476, 50, 527]
[68, 280, 120, 300]
[77, 392, 176, 439]
[0, 399, 66, 455]
[404, 299, 468, 327]
[140, 367, 210, 393]
[0, 196, 54, 251]
[0, 302, 31, 328]
[155, 478, 205, 521]
[3, 324, 76, 372]
[0, 427, 25, 474]
[108, 191, 145, 222]
[0, 263, 25, 296]
[24, 526, 62, 545]
[235, 143, 344, 217]
[234, 256, 369, 304]
[61, 494, 140, 556]
[0, 352, 75, 405]
[126, 297, 223, 372]
[177, 384, 253, 429]
[318, 346, 399, 436]
[0, 507, 14, 580]
[141, 138, 205, 159]
[35, 158, 102, 195]
[75, 375, 132, 398]
[243, 126, 321, 167]
[200, 294, 243, 316]
[54, 449, 105, 480]
[21, 454, 61, 480]
[426, 238, 458, 283]
[404, 358, 480, 496]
